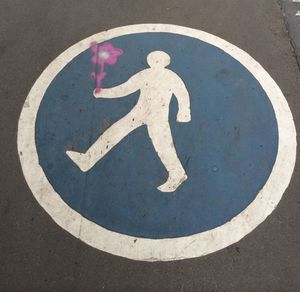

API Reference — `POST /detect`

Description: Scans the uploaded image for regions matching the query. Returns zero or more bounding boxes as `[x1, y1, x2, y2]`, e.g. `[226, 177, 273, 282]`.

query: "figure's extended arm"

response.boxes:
[173, 76, 191, 123]
[93, 75, 140, 98]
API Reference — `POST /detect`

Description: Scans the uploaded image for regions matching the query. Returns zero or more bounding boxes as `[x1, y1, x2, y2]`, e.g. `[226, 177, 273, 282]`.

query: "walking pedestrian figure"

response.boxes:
[67, 51, 191, 192]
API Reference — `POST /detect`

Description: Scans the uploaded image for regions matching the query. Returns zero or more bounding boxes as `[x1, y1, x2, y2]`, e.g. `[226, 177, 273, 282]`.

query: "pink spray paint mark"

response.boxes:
[90, 42, 123, 93]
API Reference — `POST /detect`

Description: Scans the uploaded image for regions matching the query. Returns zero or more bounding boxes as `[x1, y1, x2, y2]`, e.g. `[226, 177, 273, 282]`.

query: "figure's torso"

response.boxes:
[134, 68, 179, 121]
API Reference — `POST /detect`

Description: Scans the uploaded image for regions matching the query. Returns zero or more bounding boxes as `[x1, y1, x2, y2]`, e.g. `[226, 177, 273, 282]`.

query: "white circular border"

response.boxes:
[18, 24, 297, 261]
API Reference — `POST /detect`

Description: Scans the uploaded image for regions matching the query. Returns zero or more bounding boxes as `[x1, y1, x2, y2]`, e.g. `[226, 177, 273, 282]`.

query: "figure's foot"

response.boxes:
[157, 172, 188, 192]
[66, 150, 90, 172]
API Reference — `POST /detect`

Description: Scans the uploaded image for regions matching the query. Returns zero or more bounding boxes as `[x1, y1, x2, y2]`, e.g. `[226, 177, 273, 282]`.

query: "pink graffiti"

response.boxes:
[90, 42, 123, 93]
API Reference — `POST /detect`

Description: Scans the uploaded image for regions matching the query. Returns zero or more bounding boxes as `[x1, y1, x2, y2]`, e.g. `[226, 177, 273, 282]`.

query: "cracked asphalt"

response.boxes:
[279, 0, 300, 67]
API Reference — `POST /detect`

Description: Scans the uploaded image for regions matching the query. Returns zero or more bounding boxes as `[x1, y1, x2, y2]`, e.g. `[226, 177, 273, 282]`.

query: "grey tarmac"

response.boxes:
[1, 0, 300, 291]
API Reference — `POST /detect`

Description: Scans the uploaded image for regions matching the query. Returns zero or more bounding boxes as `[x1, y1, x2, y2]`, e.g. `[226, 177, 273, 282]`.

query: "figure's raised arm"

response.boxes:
[94, 75, 140, 98]
[173, 75, 191, 123]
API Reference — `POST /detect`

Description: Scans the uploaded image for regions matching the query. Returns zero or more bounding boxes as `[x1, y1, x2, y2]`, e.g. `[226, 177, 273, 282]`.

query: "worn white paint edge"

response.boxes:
[17, 24, 297, 261]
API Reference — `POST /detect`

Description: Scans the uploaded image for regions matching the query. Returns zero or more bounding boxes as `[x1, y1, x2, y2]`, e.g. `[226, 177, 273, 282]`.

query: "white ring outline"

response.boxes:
[17, 24, 297, 261]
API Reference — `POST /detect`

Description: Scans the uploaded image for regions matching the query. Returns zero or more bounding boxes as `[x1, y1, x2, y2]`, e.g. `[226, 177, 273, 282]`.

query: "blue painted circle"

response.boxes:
[36, 33, 278, 239]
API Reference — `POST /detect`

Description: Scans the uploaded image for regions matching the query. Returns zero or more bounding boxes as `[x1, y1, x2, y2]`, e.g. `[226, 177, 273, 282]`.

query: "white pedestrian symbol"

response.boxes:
[66, 51, 191, 192]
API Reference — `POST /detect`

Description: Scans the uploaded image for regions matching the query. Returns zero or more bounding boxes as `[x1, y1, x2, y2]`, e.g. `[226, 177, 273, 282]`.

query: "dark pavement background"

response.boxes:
[1, 0, 300, 291]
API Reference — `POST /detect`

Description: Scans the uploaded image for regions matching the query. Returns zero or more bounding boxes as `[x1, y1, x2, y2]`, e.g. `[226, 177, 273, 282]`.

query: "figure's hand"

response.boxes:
[93, 88, 102, 98]
[177, 111, 191, 123]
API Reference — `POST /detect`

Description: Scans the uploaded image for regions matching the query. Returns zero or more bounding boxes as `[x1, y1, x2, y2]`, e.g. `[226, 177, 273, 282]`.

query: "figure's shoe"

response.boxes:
[66, 150, 90, 172]
[157, 172, 188, 192]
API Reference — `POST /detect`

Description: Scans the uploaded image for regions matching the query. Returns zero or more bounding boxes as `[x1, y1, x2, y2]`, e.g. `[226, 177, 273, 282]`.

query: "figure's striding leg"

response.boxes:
[66, 111, 143, 171]
[147, 122, 187, 192]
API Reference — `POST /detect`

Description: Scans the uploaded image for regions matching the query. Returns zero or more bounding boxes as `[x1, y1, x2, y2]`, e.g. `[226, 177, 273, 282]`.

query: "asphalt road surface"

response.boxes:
[1, 0, 300, 291]
[279, 0, 300, 66]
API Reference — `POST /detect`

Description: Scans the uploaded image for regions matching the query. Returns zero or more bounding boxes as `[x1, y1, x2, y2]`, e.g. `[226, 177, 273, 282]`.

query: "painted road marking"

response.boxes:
[66, 50, 191, 192]
[18, 24, 296, 261]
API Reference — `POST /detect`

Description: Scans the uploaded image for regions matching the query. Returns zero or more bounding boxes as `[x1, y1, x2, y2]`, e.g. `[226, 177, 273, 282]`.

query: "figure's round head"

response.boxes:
[147, 51, 171, 68]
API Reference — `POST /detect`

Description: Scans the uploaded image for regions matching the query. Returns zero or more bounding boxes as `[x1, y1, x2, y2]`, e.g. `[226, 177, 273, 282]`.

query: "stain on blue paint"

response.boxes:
[36, 33, 278, 239]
